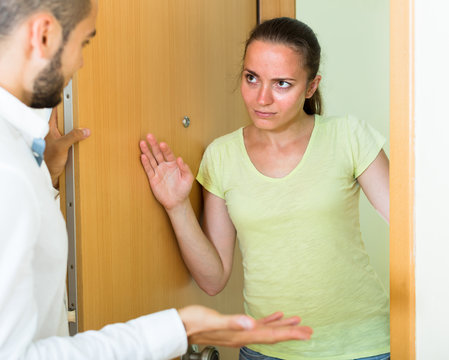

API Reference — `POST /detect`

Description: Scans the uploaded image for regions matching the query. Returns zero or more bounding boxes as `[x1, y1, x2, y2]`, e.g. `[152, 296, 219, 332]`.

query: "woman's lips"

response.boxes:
[254, 110, 276, 118]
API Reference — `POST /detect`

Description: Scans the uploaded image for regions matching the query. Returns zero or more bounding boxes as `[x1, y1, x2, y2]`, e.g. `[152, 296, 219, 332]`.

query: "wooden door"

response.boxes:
[67, 1, 256, 357]
[259, 0, 296, 22]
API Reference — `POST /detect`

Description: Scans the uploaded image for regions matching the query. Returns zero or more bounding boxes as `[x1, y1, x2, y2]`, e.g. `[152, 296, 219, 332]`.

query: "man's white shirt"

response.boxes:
[0, 86, 187, 359]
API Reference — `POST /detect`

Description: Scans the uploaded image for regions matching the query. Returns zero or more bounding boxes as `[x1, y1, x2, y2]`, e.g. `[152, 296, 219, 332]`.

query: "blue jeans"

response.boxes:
[239, 347, 390, 360]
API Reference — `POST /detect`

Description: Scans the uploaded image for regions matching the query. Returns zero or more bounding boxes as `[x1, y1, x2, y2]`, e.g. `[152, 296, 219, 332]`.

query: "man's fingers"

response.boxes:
[248, 324, 313, 343]
[58, 128, 90, 149]
[179, 306, 312, 349]
[226, 315, 256, 331]
[179, 306, 255, 336]
[48, 108, 62, 138]
[272, 325, 313, 341]
[189, 325, 313, 347]
[204, 311, 257, 332]
[257, 312, 284, 325]
[49, 108, 57, 126]
[263, 316, 301, 327]
[199, 313, 255, 333]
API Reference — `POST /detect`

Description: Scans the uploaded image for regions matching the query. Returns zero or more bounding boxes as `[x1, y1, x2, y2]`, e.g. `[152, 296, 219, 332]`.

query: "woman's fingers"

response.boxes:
[139, 140, 158, 174]
[146, 133, 165, 165]
[159, 142, 177, 162]
[177, 157, 193, 179]
[140, 154, 154, 178]
[142, 134, 178, 166]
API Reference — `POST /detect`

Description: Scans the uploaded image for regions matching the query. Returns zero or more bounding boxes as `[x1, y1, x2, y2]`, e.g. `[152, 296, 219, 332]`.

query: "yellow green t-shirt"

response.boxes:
[196, 114, 389, 360]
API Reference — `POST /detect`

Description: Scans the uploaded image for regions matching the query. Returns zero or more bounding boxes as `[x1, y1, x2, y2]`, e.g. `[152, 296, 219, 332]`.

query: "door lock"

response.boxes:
[181, 345, 220, 360]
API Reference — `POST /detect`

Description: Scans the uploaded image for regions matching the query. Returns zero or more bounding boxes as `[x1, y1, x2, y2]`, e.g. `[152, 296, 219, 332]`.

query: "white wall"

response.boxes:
[296, 0, 390, 290]
[415, 0, 449, 358]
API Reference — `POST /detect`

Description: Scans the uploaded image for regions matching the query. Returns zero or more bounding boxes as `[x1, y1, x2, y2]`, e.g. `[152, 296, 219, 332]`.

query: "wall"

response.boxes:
[415, 0, 449, 358]
[296, 0, 390, 290]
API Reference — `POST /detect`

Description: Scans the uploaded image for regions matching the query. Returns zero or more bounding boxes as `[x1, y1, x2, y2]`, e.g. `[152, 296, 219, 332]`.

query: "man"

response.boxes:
[0, 0, 312, 359]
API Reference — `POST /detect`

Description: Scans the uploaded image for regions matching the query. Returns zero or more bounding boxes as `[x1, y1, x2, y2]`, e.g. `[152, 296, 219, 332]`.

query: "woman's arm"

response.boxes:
[140, 134, 236, 295]
[357, 149, 390, 223]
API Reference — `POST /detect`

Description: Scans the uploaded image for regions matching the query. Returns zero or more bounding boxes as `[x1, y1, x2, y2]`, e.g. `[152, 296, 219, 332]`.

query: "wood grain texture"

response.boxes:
[71, 1, 256, 357]
[259, 0, 296, 22]
[390, 0, 415, 358]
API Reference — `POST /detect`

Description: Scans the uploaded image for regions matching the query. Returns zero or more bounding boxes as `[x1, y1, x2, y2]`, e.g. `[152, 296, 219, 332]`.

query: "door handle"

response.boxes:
[181, 345, 220, 360]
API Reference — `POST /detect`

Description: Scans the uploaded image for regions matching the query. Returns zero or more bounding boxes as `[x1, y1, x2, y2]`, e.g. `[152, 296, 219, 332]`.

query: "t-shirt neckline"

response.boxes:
[239, 114, 321, 181]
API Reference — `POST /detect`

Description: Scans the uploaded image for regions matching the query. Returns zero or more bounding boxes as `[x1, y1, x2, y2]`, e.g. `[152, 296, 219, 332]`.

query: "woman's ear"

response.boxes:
[29, 12, 63, 60]
[306, 75, 322, 99]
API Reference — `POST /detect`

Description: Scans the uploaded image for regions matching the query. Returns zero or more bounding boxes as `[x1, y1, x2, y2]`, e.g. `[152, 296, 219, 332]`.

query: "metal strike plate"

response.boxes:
[63, 80, 78, 336]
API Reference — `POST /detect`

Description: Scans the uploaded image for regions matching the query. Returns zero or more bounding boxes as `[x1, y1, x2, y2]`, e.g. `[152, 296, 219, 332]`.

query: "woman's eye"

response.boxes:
[278, 80, 291, 88]
[246, 74, 257, 83]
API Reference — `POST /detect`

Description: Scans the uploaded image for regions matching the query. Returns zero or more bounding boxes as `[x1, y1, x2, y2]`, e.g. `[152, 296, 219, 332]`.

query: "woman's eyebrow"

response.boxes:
[243, 68, 296, 82]
[243, 68, 258, 77]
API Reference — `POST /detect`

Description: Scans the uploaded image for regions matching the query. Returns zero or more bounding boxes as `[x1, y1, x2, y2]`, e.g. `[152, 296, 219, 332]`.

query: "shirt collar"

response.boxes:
[0, 86, 50, 144]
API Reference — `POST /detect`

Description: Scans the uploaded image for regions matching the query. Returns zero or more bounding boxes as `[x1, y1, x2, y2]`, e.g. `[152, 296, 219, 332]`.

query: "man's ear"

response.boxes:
[306, 75, 322, 99]
[29, 13, 63, 60]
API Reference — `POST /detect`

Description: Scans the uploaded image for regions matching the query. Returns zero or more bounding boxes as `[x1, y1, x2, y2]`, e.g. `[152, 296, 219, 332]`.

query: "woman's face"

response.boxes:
[241, 40, 320, 131]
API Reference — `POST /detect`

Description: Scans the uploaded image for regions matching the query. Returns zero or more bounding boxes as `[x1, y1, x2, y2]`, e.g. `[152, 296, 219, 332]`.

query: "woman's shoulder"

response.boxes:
[316, 113, 356, 126]
[316, 113, 385, 154]
[199, 128, 244, 170]
[206, 127, 243, 152]
[316, 113, 371, 134]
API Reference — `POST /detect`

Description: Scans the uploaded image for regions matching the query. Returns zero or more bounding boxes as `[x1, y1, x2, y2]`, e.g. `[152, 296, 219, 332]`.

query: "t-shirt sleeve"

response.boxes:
[196, 142, 225, 199]
[345, 115, 386, 178]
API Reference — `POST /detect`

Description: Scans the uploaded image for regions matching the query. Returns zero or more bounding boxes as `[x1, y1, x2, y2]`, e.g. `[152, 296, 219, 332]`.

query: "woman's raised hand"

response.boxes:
[140, 134, 194, 210]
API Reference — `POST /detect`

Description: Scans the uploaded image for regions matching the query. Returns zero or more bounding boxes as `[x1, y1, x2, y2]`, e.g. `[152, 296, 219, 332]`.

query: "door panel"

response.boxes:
[259, 0, 296, 22]
[71, 0, 256, 356]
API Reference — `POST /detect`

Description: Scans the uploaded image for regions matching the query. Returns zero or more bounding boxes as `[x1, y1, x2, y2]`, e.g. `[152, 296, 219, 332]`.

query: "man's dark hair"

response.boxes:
[0, 0, 91, 43]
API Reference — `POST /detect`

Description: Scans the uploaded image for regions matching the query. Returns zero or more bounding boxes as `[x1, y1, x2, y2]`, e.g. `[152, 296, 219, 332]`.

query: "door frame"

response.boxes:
[390, 0, 415, 358]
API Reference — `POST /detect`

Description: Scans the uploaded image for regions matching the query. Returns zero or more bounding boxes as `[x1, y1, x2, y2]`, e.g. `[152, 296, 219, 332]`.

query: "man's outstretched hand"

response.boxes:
[178, 305, 312, 348]
[44, 108, 90, 187]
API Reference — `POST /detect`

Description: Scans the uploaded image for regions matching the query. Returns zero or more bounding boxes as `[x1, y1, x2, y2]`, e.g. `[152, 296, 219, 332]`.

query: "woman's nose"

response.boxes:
[257, 85, 273, 106]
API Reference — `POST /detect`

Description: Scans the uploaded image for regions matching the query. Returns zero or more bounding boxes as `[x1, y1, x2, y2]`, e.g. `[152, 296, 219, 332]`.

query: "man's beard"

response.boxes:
[30, 45, 65, 109]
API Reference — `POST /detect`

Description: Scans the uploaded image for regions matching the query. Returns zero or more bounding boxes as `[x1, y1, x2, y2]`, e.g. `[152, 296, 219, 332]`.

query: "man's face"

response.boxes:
[30, 1, 98, 108]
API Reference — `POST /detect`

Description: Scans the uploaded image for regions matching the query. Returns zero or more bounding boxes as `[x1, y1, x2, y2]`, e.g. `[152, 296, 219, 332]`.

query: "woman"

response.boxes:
[140, 17, 390, 360]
